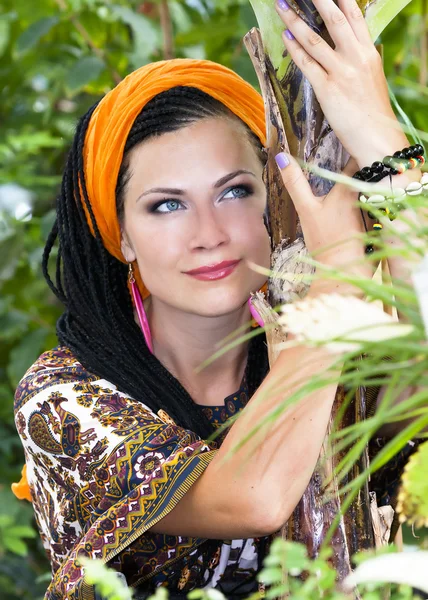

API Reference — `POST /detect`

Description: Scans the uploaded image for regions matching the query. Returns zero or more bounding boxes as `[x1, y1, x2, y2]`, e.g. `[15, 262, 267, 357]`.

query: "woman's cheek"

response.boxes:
[231, 206, 269, 256]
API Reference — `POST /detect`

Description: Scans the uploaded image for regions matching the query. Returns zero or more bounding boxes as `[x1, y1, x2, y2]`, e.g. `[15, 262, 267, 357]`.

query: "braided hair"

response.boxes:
[42, 85, 269, 439]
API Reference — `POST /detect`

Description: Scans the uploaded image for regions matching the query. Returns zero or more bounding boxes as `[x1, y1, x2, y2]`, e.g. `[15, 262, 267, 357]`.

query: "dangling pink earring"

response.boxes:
[128, 263, 153, 354]
[248, 297, 264, 328]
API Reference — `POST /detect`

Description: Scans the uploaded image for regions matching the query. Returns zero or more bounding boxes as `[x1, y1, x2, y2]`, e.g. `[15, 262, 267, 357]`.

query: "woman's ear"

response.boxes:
[120, 231, 136, 264]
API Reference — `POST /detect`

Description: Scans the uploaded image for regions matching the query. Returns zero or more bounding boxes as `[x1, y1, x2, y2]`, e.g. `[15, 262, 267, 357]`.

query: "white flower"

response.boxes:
[344, 551, 428, 593]
[278, 294, 413, 353]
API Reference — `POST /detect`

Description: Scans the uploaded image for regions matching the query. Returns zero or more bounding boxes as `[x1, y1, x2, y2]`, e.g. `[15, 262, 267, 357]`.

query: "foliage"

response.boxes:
[0, 0, 427, 598]
[81, 540, 427, 599]
[79, 557, 134, 600]
[397, 440, 428, 528]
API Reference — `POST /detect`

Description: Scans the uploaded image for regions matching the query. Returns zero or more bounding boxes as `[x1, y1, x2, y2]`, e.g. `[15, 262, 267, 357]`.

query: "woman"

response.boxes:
[13, 0, 423, 598]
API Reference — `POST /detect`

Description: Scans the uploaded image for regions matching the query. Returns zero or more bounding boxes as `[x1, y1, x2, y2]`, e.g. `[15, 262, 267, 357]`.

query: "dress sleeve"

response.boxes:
[14, 353, 216, 600]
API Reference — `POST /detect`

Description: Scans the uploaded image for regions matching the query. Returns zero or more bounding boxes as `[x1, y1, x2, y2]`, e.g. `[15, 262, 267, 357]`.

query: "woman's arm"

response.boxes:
[150, 323, 341, 539]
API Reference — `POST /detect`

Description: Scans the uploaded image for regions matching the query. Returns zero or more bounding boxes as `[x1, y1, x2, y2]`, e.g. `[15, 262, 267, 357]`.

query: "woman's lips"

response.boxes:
[184, 260, 241, 281]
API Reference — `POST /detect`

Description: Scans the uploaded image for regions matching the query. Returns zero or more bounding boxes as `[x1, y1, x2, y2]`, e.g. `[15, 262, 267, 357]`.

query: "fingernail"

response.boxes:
[275, 152, 289, 169]
[277, 0, 290, 9]
[284, 29, 294, 40]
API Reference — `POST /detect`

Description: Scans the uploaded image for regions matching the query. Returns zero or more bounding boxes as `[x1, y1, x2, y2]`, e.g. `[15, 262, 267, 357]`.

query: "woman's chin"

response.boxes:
[188, 293, 251, 319]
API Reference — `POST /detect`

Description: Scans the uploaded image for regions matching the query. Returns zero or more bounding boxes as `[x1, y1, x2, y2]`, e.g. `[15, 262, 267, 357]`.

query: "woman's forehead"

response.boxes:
[126, 117, 262, 182]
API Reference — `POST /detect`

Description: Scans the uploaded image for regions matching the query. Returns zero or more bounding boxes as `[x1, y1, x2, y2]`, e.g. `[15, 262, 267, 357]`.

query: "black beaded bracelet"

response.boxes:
[353, 144, 425, 184]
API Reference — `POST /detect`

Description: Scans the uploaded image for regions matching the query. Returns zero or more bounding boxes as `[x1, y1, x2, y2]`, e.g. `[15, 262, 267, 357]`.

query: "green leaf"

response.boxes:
[7, 328, 49, 387]
[0, 309, 29, 343]
[65, 56, 106, 94]
[0, 18, 10, 57]
[0, 234, 24, 282]
[258, 566, 282, 585]
[366, 0, 413, 42]
[6, 526, 36, 539]
[397, 440, 428, 528]
[0, 515, 14, 528]
[2, 536, 28, 557]
[111, 5, 159, 66]
[15, 17, 59, 56]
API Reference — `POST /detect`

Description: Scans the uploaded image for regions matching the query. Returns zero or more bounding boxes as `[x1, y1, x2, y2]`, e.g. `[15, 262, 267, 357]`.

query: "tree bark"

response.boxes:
[243, 19, 375, 586]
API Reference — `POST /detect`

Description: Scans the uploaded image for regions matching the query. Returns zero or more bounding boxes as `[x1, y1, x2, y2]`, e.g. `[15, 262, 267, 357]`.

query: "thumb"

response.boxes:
[275, 152, 315, 210]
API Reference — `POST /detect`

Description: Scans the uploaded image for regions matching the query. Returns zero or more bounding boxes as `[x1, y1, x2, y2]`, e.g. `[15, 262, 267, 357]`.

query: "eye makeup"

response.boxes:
[147, 183, 255, 214]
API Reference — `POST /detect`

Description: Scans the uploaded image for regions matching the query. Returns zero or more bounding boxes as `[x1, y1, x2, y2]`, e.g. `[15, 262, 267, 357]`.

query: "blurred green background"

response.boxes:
[0, 0, 427, 597]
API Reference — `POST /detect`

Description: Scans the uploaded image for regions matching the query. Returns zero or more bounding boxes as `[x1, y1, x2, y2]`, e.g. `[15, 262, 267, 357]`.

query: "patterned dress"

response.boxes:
[14, 346, 270, 600]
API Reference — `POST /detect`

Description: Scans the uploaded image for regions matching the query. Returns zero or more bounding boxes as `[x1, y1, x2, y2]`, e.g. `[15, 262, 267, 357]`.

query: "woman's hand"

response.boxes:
[274, 0, 409, 168]
[275, 152, 373, 292]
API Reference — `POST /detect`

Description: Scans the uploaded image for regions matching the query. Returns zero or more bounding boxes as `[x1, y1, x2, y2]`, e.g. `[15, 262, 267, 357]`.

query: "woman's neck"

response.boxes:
[147, 297, 251, 406]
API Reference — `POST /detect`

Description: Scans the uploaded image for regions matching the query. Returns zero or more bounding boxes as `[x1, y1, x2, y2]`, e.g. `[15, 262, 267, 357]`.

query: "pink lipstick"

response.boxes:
[184, 260, 241, 281]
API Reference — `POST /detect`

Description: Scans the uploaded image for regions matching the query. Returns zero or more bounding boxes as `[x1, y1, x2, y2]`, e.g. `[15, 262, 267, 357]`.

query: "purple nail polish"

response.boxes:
[284, 29, 295, 40]
[275, 152, 289, 169]
[277, 0, 290, 10]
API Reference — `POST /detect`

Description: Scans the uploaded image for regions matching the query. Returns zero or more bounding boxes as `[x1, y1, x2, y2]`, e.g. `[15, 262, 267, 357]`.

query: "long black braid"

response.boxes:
[42, 86, 269, 440]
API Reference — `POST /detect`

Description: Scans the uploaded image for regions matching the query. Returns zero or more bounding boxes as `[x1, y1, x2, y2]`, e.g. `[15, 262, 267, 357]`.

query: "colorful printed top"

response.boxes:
[14, 346, 270, 600]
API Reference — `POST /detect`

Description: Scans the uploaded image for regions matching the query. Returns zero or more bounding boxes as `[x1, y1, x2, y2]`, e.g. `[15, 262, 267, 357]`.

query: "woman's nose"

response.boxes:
[189, 208, 230, 251]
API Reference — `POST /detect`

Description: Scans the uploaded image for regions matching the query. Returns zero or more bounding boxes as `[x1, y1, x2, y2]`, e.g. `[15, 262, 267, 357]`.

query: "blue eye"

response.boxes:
[153, 199, 183, 213]
[222, 185, 253, 200]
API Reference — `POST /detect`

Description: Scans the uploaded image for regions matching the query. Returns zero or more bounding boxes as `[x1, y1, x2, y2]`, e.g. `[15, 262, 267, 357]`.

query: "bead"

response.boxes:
[383, 155, 394, 166]
[409, 158, 418, 169]
[361, 166, 372, 180]
[367, 194, 387, 206]
[390, 168, 399, 175]
[406, 182, 423, 196]
[373, 223, 383, 231]
[365, 244, 375, 254]
[393, 150, 405, 159]
[359, 194, 368, 203]
[403, 147, 414, 159]
[368, 211, 375, 219]
[370, 161, 384, 174]
[415, 144, 424, 155]
[417, 156, 425, 166]
[396, 163, 406, 174]
[353, 172, 363, 180]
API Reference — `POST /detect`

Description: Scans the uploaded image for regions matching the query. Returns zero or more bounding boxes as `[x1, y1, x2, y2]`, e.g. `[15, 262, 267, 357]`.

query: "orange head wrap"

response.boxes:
[83, 58, 266, 295]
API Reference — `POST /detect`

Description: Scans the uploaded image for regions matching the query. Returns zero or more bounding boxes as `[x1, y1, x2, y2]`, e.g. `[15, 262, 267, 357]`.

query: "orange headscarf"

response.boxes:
[83, 58, 266, 295]
[13, 59, 267, 502]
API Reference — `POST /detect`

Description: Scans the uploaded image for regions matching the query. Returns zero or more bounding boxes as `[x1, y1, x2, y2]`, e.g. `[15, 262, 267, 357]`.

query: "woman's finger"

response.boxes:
[274, 151, 315, 211]
[280, 29, 327, 93]
[308, 0, 360, 52]
[275, 1, 338, 74]
[337, 0, 374, 47]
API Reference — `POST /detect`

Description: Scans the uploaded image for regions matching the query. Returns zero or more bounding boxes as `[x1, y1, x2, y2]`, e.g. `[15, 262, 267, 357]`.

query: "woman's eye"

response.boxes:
[153, 199, 183, 213]
[222, 185, 252, 201]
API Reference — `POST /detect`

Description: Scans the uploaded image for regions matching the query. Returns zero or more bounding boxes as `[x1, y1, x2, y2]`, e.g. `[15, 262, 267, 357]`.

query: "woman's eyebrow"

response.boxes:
[214, 169, 256, 188]
[137, 169, 256, 201]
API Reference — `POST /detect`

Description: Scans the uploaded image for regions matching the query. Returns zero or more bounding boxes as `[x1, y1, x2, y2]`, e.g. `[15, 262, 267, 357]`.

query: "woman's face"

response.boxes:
[120, 116, 270, 318]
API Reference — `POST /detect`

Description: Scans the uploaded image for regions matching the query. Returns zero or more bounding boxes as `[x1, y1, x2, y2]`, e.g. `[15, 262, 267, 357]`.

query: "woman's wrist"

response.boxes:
[354, 125, 411, 171]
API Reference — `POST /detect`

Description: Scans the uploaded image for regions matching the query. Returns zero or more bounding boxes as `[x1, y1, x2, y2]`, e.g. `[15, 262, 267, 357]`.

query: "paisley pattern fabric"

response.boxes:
[14, 347, 269, 600]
